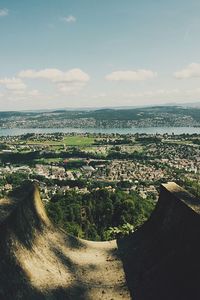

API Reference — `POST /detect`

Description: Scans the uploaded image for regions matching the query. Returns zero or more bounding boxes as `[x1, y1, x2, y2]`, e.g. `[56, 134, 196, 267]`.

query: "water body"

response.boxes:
[0, 127, 200, 136]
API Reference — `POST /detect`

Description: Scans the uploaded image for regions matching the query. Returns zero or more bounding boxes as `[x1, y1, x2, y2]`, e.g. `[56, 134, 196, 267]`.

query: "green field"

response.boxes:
[63, 136, 94, 146]
[163, 140, 193, 146]
[26, 136, 94, 147]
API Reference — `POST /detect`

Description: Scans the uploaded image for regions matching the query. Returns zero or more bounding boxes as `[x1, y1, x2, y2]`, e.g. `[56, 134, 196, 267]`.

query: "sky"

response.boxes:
[1, 0, 200, 110]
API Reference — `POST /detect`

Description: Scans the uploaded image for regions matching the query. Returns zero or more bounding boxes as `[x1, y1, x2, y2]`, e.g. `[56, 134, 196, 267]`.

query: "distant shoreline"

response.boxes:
[0, 127, 200, 136]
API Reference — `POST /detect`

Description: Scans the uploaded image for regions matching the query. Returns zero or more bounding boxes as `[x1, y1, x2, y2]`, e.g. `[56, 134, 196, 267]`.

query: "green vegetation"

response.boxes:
[6, 173, 29, 187]
[26, 136, 94, 147]
[46, 189, 155, 241]
[1, 105, 200, 128]
[0, 131, 198, 243]
[104, 223, 134, 240]
[181, 177, 200, 198]
[63, 136, 94, 146]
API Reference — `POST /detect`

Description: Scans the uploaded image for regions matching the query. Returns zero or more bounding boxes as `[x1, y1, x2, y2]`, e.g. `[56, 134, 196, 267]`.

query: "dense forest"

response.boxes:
[4, 172, 155, 241]
[46, 189, 155, 241]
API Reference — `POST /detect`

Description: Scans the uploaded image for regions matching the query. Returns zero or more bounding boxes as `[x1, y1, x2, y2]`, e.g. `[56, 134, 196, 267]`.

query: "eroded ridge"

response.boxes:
[118, 182, 200, 300]
[0, 182, 131, 300]
[1, 181, 200, 300]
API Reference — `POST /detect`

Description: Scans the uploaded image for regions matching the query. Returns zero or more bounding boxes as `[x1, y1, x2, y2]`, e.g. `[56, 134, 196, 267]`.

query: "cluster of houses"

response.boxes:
[0, 133, 200, 201]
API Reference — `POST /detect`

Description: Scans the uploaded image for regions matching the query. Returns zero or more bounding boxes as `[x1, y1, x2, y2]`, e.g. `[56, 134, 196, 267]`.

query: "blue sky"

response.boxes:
[0, 0, 200, 110]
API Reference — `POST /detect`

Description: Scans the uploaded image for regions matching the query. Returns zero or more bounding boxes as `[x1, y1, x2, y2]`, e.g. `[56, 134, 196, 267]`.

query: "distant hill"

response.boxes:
[0, 105, 200, 128]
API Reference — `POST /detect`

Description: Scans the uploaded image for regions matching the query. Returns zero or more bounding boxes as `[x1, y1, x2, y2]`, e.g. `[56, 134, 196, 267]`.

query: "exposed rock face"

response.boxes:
[0, 182, 200, 300]
[118, 182, 200, 300]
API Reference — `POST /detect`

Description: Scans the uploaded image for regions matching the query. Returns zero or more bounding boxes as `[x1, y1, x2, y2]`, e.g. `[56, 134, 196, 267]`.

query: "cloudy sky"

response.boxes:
[1, 0, 200, 110]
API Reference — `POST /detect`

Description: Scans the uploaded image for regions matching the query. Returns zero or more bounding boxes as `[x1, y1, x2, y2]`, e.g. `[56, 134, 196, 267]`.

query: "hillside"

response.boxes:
[118, 182, 200, 300]
[1, 105, 200, 128]
[0, 182, 200, 299]
[0, 183, 130, 300]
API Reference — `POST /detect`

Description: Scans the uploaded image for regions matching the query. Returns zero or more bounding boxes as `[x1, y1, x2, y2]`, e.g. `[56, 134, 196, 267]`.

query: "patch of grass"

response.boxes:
[26, 140, 61, 145]
[34, 158, 62, 164]
[25, 136, 94, 147]
[63, 136, 94, 146]
[163, 140, 193, 146]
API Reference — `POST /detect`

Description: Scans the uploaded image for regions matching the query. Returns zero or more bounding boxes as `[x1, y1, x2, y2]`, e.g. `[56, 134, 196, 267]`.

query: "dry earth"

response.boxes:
[0, 183, 131, 300]
[1, 181, 200, 300]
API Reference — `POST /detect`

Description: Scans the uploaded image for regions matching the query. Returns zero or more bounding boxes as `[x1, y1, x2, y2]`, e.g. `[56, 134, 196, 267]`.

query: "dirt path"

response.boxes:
[15, 231, 131, 299]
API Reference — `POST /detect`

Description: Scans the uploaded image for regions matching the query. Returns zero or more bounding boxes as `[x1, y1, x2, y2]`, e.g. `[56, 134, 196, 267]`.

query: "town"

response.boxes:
[0, 106, 200, 129]
[0, 132, 199, 202]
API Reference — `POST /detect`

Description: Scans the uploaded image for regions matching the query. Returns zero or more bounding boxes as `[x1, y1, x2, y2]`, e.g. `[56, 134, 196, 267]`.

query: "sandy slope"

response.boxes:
[0, 183, 131, 300]
[1, 181, 199, 300]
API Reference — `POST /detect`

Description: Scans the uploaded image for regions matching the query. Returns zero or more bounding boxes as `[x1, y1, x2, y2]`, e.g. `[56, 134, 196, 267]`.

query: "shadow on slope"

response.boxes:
[2, 181, 200, 300]
[0, 181, 130, 300]
[118, 182, 200, 300]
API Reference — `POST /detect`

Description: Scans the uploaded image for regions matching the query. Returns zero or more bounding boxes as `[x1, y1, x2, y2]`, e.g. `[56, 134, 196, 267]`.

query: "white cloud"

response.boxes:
[174, 63, 200, 79]
[92, 93, 107, 99]
[0, 77, 43, 104]
[61, 15, 76, 23]
[19, 68, 89, 82]
[19, 68, 90, 95]
[57, 82, 85, 94]
[28, 89, 40, 96]
[0, 8, 8, 17]
[19, 68, 63, 80]
[0, 77, 26, 91]
[105, 69, 157, 81]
